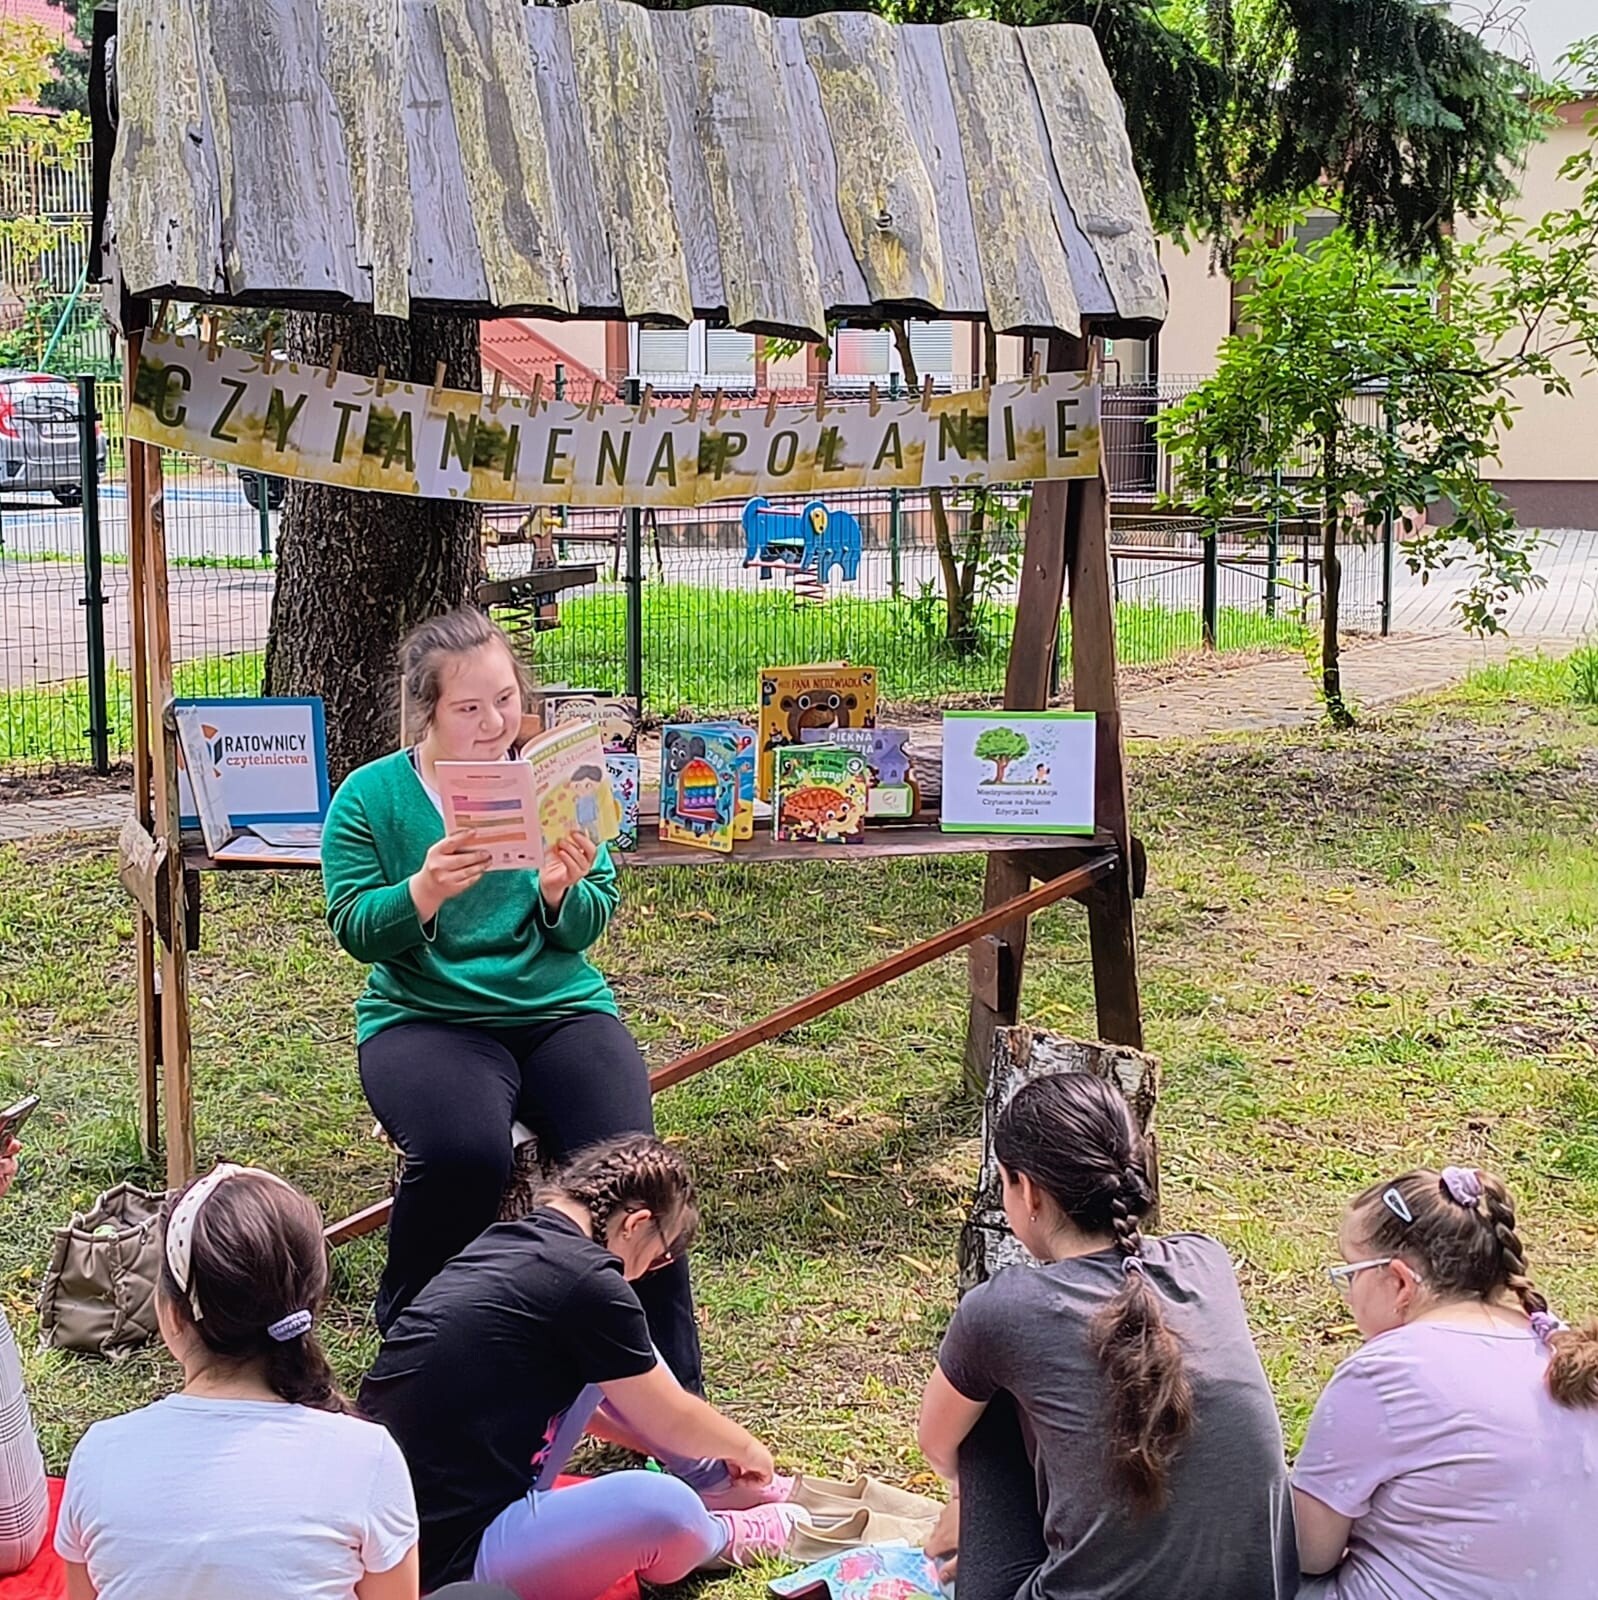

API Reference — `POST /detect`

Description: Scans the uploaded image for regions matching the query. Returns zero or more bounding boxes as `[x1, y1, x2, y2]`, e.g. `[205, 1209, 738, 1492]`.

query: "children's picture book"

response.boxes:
[801, 725, 918, 819]
[660, 725, 740, 853]
[606, 754, 640, 852]
[757, 663, 878, 800]
[438, 722, 620, 870]
[774, 744, 869, 844]
[939, 711, 1097, 834]
[703, 721, 756, 839]
[540, 693, 639, 754]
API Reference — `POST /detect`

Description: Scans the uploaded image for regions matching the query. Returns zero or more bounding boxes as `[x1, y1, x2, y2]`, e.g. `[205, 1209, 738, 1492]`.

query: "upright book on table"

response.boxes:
[757, 664, 878, 800]
[774, 744, 869, 844]
[659, 725, 741, 854]
[605, 753, 640, 853]
[437, 723, 620, 870]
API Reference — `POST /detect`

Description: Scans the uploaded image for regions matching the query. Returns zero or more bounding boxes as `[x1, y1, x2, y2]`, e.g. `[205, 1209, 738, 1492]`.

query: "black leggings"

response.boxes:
[359, 1012, 704, 1392]
[957, 1392, 1048, 1600]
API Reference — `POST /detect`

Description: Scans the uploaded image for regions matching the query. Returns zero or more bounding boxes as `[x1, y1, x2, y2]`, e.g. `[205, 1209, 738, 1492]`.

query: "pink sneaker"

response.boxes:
[700, 1472, 797, 1512]
[709, 1503, 809, 1568]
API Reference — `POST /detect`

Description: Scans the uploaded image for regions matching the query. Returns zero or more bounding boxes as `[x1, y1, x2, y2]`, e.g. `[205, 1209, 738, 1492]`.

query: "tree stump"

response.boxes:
[957, 1026, 1159, 1296]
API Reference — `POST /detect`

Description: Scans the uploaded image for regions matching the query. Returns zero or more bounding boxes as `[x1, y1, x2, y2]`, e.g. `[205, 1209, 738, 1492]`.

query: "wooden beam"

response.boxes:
[124, 344, 160, 1157]
[136, 427, 196, 1187]
[323, 850, 1116, 1248]
[650, 851, 1113, 1093]
[1068, 461, 1144, 1048]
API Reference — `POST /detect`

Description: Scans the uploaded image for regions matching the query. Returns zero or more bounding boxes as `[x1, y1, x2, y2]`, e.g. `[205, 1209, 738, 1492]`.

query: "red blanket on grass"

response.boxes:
[0, 1477, 640, 1600]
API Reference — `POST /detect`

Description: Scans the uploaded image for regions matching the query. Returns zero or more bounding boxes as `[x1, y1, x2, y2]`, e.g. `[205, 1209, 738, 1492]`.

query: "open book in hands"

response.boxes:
[437, 721, 621, 871]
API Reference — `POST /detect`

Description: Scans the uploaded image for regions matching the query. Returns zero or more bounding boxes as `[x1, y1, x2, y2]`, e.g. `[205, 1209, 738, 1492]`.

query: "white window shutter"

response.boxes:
[907, 321, 954, 382]
[636, 327, 692, 377]
[705, 328, 757, 379]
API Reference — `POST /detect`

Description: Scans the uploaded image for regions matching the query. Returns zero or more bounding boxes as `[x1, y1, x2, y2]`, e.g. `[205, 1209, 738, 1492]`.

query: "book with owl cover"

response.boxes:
[659, 725, 740, 853]
[757, 663, 878, 800]
[605, 753, 640, 852]
[774, 744, 869, 844]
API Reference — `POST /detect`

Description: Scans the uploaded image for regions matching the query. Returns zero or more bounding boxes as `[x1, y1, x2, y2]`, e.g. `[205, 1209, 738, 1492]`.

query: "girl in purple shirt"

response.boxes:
[1294, 1165, 1598, 1599]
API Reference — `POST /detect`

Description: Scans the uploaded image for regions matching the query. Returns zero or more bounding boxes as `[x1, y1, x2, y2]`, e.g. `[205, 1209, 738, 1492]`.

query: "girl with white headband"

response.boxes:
[55, 1163, 423, 1600]
[1294, 1165, 1598, 1599]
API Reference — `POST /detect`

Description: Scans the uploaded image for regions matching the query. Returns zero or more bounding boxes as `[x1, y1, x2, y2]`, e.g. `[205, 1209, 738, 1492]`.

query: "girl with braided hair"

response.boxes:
[360, 1135, 803, 1600]
[918, 1072, 1294, 1600]
[1294, 1164, 1598, 1599]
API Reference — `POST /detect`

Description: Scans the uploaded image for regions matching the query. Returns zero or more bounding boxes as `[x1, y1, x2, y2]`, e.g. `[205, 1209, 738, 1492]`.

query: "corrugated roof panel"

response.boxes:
[98, 0, 1166, 339]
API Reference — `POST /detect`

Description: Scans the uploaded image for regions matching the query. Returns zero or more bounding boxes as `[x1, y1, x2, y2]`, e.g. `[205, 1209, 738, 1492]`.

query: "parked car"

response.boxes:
[0, 372, 106, 504]
[238, 469, 285, 512]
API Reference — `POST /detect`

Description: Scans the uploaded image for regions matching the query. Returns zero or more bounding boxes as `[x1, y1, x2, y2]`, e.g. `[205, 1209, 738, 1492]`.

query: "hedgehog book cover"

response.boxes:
[774, 744, 869, 845]
[757, 663, 878, 801]
[659, 725, 740, 853]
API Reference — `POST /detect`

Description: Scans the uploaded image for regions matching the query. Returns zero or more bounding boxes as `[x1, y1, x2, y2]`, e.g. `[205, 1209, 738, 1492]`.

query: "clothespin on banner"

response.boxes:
[709, 388, 727, 426]
[205, 317, 220, 363]
[638, 384, 655, 423]
[529, 374, 544, 413]
[1028, 352, 1043, 393]
[584, 381, 606, 422]
[868, 382, 881, 418]
[153, 298, 171, 340]
[261, 329, 274, 378]
[325, 342, 341, 387]
[814, 380, 827, 423]
[374, 364, 388, 399]
[489, 370, 504, 414]
[765, 390, 780, 428]
[920, 374, 934, 413]
[431, 361, 447, 403]
[687, 385, 702, 424]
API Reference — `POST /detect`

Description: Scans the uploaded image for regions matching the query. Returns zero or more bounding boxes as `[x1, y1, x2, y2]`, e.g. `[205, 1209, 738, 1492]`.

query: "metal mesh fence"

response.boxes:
[0, 369, 1383, 775]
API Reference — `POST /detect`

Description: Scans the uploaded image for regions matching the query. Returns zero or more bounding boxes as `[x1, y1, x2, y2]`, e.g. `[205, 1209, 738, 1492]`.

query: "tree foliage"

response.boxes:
[37, 0, 89, 116]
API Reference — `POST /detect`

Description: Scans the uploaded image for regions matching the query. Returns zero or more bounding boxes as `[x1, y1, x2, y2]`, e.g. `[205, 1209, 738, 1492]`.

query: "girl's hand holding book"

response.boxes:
[540, 830, 599, 914]
[410, 830, 495, 923]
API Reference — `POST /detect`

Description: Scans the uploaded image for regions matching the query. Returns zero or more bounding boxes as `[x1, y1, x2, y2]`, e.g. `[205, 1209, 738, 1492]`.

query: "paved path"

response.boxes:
[0, 630, 1562, 842]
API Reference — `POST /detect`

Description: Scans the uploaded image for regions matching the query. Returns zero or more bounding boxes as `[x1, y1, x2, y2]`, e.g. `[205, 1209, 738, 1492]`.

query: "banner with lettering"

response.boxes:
[127, 332, 1101, 508]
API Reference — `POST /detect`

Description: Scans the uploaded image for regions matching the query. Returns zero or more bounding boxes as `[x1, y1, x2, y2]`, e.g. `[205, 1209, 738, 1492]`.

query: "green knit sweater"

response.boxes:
[321, 750, 620, 1044]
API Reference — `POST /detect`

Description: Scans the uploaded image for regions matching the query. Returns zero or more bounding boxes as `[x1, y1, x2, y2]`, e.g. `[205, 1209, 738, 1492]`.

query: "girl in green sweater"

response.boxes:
[321, 608, 701, 1390]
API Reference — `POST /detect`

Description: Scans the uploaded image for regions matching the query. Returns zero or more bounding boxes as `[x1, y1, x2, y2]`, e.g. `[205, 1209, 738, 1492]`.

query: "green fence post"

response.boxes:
[77, 374, 110, 774]
[888, 373, 902, 600]
[624, 377, 644, 711]
[257, 479, 273, 563]
[554, 364, 568, 556]
[1380, 403, 1396, 636]
[1265, 467, 1280, 620]
[1202, 449, 1219, 650]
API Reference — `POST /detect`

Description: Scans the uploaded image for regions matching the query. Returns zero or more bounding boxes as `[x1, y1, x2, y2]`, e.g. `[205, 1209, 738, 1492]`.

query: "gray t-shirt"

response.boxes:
[938, 1233, 1295, 1600]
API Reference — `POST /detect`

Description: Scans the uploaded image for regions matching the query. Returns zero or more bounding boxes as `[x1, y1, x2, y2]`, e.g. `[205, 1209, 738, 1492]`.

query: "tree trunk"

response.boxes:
[1319, 428, 1352, 727]
[264, 311, 484, 782]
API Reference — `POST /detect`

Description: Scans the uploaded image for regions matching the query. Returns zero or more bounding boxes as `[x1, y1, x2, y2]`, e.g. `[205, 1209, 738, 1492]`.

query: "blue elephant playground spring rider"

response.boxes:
[742, 498, 864, 589]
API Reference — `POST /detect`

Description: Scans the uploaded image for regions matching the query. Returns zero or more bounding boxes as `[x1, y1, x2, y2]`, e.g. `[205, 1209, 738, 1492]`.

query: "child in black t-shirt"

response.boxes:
[361, 1135, 803, 1598]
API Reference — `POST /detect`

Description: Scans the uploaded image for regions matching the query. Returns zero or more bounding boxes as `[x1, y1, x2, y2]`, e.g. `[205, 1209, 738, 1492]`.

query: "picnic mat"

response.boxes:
[0, 1476, 640, 1600]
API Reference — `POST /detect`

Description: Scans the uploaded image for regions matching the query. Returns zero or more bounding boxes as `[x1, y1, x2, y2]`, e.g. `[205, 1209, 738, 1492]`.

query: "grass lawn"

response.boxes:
[0, 655, 1593, 1562]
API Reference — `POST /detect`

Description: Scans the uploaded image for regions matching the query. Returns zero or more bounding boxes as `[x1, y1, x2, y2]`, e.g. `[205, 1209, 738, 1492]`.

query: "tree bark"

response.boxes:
[264, 312, 484, 782]
[1319, 427, 1352, 727]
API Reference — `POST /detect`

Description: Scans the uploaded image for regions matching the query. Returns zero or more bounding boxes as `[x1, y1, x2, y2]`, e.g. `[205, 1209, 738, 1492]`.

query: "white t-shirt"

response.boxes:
[56, 1395, 418, 1600]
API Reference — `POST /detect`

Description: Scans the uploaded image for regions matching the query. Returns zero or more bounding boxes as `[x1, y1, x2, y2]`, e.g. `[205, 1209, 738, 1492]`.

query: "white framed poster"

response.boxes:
[940, 711, 1096, 834]
[175, 697, 330, 826]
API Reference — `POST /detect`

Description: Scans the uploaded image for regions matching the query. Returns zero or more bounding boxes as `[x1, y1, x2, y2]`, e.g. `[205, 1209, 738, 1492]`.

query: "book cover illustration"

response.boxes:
[703, 722, 757, 839]
[660, 725, 740, 853]
[606, 754, 640, 853]
[439, 723, 619, 871]
[757, 664, 878, 799]
[939, 712, 1097, 834]
[800, 725, 919, 819]
[774, 744, 868, 844]
[541, 693, 638, 753]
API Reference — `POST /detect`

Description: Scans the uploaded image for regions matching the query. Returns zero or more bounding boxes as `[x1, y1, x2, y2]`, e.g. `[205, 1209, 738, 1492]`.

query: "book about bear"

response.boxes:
[757, 664, 878, 800]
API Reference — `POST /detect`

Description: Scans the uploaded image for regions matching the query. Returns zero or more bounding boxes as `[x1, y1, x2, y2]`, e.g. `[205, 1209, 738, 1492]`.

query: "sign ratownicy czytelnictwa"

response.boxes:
[175, 697, 330, 827]
[127, 331, 1102, 510]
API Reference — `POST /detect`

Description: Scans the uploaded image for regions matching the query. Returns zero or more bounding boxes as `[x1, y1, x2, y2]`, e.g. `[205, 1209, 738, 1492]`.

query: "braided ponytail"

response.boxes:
[994, 1075, 1193, 1515]
[1354, 1166, 1598, 1410]
[538, 1134, 700, 1254]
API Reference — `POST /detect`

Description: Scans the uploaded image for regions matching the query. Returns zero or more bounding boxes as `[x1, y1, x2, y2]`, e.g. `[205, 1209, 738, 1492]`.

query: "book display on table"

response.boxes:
[756, 663, 878, 800]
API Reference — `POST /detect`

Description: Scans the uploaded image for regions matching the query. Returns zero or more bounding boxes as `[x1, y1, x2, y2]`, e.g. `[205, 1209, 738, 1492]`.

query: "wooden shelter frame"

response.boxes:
[98, 2, 1150, 1218]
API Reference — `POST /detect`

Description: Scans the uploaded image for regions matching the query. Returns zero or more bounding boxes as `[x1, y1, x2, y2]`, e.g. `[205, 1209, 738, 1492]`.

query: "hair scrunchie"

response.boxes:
[1440, 1166, 1484, 1207]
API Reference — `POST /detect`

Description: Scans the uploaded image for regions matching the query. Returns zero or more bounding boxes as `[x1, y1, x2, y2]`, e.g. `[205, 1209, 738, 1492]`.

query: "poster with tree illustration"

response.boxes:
[939, 711, 1096, 834]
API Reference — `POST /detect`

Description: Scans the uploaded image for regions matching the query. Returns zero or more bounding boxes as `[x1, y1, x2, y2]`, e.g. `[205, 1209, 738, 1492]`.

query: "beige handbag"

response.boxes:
[38, 1182, 168, 1359]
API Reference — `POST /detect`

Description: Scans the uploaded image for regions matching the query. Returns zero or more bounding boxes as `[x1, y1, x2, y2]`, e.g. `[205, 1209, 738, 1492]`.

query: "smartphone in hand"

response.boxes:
[0, 1095, 40, 1149]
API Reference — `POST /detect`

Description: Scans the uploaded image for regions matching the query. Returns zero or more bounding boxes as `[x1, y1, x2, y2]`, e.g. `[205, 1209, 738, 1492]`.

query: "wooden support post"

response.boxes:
[124, 370, 160, 1156]
[964, 332, 1085, 1089]
[127, 347, 196, 1185]
[1068, 451, 1144, 1049]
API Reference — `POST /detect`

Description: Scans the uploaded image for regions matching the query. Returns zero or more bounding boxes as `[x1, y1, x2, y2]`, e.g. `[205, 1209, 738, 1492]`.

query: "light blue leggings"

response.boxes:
[471, 1352, 734, 1600]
